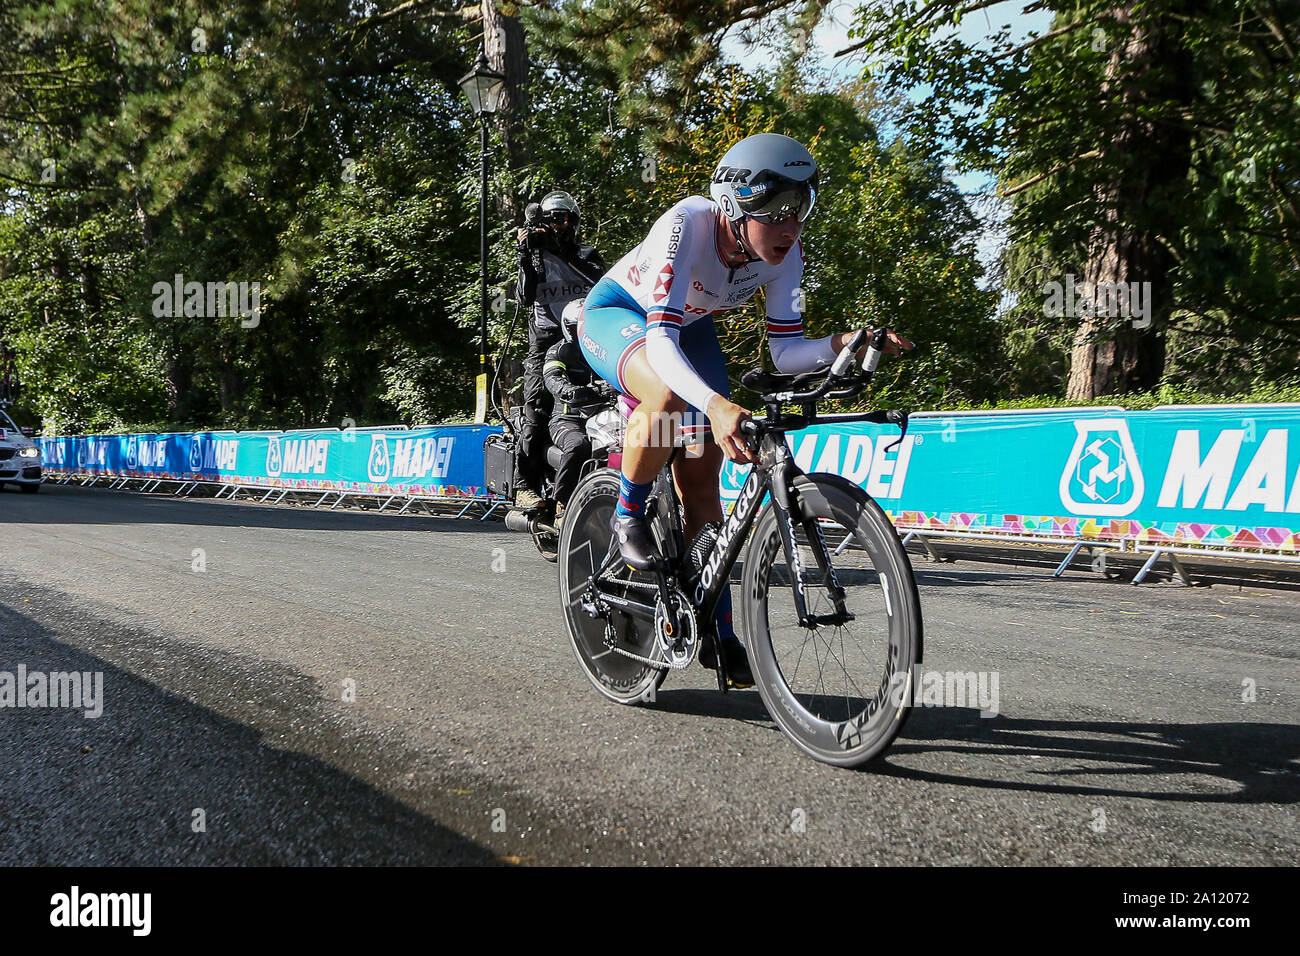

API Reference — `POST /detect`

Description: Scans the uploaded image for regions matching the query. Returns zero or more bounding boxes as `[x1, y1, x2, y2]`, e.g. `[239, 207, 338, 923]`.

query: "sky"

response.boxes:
[721, 1, 1054, 290]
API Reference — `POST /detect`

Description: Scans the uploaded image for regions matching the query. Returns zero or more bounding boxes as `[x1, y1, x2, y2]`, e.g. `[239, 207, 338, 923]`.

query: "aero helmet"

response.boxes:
[710, 133, 818, 225]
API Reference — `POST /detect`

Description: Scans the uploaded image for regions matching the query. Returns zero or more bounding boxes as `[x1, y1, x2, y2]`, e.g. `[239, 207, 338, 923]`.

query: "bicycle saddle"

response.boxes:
[740, 367, 826, 395]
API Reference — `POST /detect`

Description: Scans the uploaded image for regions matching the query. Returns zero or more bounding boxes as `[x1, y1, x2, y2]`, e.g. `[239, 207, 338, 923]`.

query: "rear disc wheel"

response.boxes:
[558, 469, 667, 704]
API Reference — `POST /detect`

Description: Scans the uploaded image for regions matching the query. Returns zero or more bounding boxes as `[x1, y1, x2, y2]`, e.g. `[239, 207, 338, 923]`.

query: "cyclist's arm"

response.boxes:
[763, 245, 836, 373]
[642, 209, 722, 413]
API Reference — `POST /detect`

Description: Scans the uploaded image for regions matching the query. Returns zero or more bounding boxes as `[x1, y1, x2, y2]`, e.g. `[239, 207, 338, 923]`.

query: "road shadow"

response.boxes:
[876, 705, 1300, 802]
[650, 687, 776, 729]
[0, 596, 505, 865]
[651, 687, 1298, 803]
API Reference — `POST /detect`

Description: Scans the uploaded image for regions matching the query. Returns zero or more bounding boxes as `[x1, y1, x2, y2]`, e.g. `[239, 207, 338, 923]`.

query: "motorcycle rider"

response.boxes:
[541, 304, 603, 520]
[513, 191, 608, 513]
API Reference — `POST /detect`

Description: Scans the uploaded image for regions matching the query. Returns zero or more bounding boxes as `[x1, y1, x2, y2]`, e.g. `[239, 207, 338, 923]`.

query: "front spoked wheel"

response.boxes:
[558, 469, 668, 704]
[741, 473, 922, 767]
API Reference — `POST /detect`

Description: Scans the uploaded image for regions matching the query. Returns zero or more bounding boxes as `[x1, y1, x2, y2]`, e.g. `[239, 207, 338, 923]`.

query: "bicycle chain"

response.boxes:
[600, 609, 691, 670]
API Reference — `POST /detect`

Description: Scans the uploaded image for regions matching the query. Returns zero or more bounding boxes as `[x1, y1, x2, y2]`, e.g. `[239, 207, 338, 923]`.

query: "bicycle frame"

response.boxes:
[585, 413, 883, 638]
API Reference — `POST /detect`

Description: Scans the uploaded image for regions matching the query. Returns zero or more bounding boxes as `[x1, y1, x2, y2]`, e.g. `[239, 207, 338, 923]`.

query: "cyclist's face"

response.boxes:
[744, 215, 804, 265]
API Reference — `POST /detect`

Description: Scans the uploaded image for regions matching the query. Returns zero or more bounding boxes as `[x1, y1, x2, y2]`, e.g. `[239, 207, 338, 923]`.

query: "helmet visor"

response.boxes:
[735, 172, 817, 224]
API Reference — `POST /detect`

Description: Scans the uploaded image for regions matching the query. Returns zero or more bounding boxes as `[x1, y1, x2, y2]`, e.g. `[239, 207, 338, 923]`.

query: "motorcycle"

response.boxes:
[484, 382, 625, 562]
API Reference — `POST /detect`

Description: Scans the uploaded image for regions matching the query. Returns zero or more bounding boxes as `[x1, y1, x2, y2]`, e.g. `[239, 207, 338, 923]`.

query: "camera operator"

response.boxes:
[512, 190, 607, 512]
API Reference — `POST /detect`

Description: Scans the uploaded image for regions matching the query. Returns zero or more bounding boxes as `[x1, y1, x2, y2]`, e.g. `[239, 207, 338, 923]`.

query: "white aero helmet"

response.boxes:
[709, 133, 818, 225]
[560, 297, 585, 342]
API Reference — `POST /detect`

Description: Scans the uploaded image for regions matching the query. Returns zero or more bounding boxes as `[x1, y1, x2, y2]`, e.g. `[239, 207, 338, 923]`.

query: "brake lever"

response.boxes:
[883, 409, 909, 453]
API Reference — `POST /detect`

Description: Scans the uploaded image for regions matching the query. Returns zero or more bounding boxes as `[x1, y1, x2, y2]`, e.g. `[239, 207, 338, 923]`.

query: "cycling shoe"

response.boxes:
[700, 637, 755, 689]
[610, 513, 658, 571]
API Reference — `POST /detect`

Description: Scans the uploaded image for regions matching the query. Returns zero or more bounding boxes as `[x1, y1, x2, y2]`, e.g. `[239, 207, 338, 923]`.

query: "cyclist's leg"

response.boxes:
[619, 356, 685, 484]
[578, 280, 679, 528]
[672, 444, 723, 549]
[668, 320, 747, 667]
[672, 444, 741, 647]
[671, 317, 732, 545]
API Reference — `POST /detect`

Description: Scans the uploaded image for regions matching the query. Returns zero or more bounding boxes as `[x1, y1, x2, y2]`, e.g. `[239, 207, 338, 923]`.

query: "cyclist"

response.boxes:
[514, 191, 608, 513]
[542, 305, 603, 519]
[577, 132, 911, 687]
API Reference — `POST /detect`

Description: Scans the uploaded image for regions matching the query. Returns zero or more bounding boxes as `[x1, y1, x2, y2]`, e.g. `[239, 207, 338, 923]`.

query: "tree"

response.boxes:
[846, 0, 1300, 398]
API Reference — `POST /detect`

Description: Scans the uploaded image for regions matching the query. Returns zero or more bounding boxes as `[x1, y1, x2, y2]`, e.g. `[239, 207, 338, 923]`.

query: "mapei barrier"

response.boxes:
[37, 404, 1300, 580]
[717, 405, 1300, 581]
[39, 424, 504, 517]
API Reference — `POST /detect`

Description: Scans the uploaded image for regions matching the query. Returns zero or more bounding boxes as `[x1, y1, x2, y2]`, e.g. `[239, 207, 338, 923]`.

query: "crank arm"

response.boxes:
[589, 589, 658, 624]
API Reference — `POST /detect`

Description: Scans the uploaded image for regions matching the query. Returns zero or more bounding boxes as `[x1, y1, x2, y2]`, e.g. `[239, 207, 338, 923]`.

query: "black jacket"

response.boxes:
[542, 339, 599, 423]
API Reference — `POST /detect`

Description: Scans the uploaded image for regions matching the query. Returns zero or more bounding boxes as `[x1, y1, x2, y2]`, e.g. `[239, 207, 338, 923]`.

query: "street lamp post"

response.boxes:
[457, 52, 507, 424]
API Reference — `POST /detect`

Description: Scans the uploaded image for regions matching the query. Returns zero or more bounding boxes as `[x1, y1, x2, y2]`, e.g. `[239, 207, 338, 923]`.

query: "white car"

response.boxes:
[0, 407, 42, 493]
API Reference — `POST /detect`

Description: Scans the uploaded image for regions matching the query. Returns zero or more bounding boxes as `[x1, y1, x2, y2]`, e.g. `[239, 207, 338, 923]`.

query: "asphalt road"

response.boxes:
[1, 483, 1296, 865]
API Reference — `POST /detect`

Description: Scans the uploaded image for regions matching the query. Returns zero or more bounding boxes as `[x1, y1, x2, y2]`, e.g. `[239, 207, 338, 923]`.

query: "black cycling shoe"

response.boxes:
[700, 637, 755, 689]
[610, 513, 658, 571]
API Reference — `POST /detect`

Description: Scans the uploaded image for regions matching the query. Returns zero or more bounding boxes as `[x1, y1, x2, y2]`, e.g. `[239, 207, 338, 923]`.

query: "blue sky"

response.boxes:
[721, 1, 1054, 289]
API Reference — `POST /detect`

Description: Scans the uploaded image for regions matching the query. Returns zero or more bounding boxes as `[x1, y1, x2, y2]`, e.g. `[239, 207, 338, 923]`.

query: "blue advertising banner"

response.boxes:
[41, 424, 504, 499]
[718, 406, 1300, 551]
[39, 405, 1300, 551]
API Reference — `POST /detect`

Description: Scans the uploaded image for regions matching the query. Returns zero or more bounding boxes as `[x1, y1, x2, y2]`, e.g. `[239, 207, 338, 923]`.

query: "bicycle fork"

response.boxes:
[767, 456, 854, 630]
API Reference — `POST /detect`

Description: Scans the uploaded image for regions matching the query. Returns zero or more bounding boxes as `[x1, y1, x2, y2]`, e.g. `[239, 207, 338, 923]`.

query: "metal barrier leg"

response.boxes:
[313, 491, 332, 507]
[904, 531, 945, 562]
[1133, 548, 1164, 585]
[397, 497, 416, 515]
[1054, 542, 1087, 578]
[479, 501, 501, 520]
[1167, 552, 1193, 586]
[259, 488, 277, 503]
[454, 499, 475, 519]
[330, 493, 347, 510]
[272, 489, 288, 504]
[378, 495, 396, 512]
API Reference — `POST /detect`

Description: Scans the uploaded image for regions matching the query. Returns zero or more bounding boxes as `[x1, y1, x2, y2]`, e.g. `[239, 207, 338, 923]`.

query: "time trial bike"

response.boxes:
[556, 329, 923, 767]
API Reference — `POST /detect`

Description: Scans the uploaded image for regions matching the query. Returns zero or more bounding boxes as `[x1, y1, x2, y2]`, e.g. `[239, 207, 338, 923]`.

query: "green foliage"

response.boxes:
[0, 0, 482, 432]
[848, 1, 1300, 396]
[4, 0, 1294, 436]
